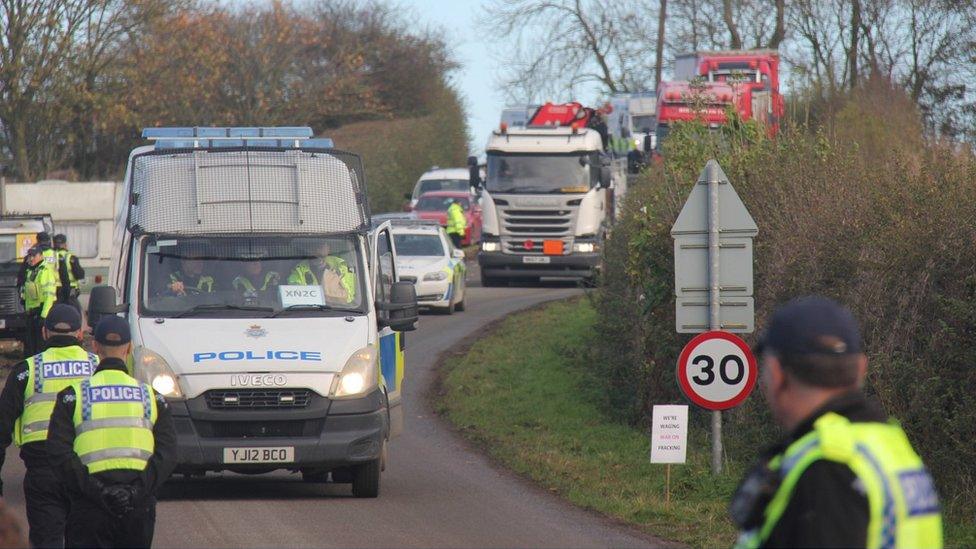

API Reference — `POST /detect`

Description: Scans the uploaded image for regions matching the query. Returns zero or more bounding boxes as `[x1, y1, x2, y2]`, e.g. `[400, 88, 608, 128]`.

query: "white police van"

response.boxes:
[87, 127, 418, 497]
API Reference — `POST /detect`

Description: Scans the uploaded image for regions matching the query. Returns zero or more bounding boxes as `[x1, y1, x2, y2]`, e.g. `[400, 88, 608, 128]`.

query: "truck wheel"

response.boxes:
[351, 458, 381, 498]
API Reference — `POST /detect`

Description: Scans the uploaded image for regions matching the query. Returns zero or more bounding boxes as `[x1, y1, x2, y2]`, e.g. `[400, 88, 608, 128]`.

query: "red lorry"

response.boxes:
[673, 49, 784, 136]
[654, 80, 737, 151]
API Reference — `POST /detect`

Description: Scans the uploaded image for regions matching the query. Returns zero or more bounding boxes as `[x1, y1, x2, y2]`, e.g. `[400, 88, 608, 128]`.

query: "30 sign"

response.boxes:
[676, 331, 757, 411]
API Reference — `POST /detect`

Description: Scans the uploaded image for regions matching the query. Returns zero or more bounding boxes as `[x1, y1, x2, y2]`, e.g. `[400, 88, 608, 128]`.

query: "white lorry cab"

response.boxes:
[473, 121, 626, 286]
[87, 127, 419, 497]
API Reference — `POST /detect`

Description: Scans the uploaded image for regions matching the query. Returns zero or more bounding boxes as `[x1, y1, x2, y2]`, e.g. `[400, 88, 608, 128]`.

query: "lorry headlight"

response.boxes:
[573, 242, 598, 253]
[482, 241, 500, 252]
[423, 271, 448, 281]
[132, 346, 184, 400]
[331, 346, 378, 399]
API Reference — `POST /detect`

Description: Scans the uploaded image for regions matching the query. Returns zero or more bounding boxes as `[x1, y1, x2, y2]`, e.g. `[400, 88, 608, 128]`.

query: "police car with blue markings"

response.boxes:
[386, 220, 467, 314]
[86, 127, 419, 498]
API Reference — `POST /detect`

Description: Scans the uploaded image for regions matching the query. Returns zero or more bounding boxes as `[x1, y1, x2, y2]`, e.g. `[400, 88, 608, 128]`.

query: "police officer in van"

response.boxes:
[0, 304, 98, 548]
[48, 315, 176, 548]
[731, 296, 942, 548]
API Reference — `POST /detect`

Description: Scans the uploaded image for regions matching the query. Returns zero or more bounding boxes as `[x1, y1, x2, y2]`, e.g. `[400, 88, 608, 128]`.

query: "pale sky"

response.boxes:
[404, 0, 503, 155]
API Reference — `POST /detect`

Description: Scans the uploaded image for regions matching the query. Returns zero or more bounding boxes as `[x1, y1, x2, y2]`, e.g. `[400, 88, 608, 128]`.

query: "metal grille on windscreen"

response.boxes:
[129, 148, 368, 235]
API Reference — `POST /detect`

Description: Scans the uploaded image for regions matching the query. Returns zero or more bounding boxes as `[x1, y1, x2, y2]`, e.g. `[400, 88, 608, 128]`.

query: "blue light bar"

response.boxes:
[142, 126, 313, 139]
[142, 127, 332, 150]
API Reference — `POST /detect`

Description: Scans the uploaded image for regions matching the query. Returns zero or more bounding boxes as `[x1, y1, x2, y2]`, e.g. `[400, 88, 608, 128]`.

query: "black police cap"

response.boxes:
[754, 295, 863, 357]
[94, 315, 131, 346]
[44, 304, 82, 333]
[36, 232, 51, 243]
[53, 234, 67, 244]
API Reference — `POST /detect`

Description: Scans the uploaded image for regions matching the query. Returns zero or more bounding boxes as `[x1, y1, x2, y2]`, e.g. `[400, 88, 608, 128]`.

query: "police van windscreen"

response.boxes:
[486, 153, 591, 194]
[416, 179, 469, 196]
[140, 235, 366, 317]
[393, 234, 445, 257]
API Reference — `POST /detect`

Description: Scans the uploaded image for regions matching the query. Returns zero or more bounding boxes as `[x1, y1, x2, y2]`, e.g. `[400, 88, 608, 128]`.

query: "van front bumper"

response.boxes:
[168, 389, 387, 474]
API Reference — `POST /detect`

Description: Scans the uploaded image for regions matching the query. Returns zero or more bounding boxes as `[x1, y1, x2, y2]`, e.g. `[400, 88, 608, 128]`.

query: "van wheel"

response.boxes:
[455, 298, 465, 312]
[351, 458, 381, 498]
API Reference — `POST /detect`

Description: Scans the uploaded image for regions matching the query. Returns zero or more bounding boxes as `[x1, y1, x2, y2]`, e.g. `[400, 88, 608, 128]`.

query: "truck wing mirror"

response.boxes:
[643, 134, 652, 153]
[469, 165, 482, 190]
[467, 155, 478, 167]
[87, 285, 128, 329]
[599, 166, 612, 188]
[378, 281, 418, 332]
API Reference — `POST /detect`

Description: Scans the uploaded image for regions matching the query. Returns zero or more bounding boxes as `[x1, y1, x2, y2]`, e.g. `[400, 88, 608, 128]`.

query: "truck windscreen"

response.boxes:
[486, 153, 590, 194]
[140, 235, 366, 317]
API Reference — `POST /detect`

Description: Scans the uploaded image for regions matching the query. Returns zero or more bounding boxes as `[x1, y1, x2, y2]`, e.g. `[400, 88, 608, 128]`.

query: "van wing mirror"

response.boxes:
[378, 281, 418, 332]
[87, 285, 128, 329]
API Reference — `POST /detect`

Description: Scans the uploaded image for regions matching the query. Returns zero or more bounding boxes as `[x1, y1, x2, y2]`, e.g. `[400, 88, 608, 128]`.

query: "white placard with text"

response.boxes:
[650, 405, 688, 464]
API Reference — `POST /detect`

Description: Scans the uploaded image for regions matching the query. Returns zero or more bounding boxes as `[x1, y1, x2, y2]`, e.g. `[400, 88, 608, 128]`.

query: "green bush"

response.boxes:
[593, 78, 976, 518]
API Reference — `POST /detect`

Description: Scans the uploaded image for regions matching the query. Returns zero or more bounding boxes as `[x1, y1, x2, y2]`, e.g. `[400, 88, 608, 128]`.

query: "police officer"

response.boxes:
[731, 296, 943, 548]
[164, 248, 215, 296]
[21, 246, 57, 356]
[47, 315, 176, 548]
[0, 304, 98, 548]
[53, 234, 85, 310]
[288, 241, 356, 303]
[445, 198, 467, 249]
[232, 248, 280, 303]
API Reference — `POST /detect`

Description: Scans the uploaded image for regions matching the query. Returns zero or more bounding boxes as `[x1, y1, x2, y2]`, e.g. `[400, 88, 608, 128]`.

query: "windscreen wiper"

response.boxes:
[173, 304, 274, 318]
[269, 303, 332, 318]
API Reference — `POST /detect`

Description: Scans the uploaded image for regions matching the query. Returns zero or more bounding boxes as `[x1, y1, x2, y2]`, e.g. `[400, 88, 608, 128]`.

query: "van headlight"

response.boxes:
[423, 271, 448, 281]
[132, 346, 185, 400]
[331, 346, 378, 399]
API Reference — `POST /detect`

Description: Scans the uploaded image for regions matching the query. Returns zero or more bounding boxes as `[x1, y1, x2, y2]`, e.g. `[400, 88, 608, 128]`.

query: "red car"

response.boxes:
[413, 191, 482, 246]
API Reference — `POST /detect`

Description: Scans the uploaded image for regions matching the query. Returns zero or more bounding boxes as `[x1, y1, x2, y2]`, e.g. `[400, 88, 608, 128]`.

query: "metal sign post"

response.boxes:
[707, 162, 723, 475]
[671, 159, 758, 475]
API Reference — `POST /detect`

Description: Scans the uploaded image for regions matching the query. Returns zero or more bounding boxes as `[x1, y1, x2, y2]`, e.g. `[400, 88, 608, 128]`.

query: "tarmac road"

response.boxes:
[1, 268, 669, 548]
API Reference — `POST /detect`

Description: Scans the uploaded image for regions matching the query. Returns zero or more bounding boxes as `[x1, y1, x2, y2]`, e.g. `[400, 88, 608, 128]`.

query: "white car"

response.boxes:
[406, 167, 475, 210]
[390, 221, 467, 314]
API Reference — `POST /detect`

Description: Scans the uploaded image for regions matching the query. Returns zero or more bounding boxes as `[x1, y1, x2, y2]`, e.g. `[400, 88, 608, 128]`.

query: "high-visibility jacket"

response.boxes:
[446, 203, 467, 236]
[232, 271, 280, 294]
[41, 248, 61, 289]
[15, 346, 98, 445]
[736, 412, 943, 549]
[69, 369, 158, 474]
[288, 258, 356, 302]
[22, 263, 56, 317]
[169, 271, 214, 293]
[56, 249, 80, 291]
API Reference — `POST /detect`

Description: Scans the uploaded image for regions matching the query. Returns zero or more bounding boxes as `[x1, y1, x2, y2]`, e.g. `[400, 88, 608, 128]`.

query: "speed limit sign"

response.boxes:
[676, 331, 758, 410]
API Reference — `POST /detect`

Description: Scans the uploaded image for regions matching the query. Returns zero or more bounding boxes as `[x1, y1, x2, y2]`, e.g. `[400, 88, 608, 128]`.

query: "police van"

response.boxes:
[87, 127, 418, 497]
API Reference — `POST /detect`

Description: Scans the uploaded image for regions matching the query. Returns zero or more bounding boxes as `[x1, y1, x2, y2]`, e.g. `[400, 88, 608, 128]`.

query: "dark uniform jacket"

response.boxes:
[759, 391, 885, 548]
[46, 357, 178, 502]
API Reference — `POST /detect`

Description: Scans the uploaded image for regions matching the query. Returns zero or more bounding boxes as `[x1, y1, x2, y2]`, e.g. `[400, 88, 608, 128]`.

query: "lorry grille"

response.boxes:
[206, 389, 311, 409]
[0, 287, 21, 313]
[501, 208, 573, 236]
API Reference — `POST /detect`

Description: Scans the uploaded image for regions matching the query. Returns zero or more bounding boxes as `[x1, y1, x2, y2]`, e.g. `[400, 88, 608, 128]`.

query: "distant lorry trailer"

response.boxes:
[673, 49, 784, 136]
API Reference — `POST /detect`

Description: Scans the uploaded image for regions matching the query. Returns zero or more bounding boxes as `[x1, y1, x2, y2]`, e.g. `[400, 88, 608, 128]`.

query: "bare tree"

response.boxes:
[483, 0, 660, 102]
[655, 0, 667, 88]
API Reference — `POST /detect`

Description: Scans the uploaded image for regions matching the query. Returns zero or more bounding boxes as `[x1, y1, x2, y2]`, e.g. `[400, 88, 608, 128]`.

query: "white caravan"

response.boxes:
[87, 127, 419, 497]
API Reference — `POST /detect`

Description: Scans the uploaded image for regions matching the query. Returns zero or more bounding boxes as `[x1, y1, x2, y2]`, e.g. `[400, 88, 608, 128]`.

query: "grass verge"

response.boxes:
[434, 297, 976, 548]
[434, 297, 739, 547]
